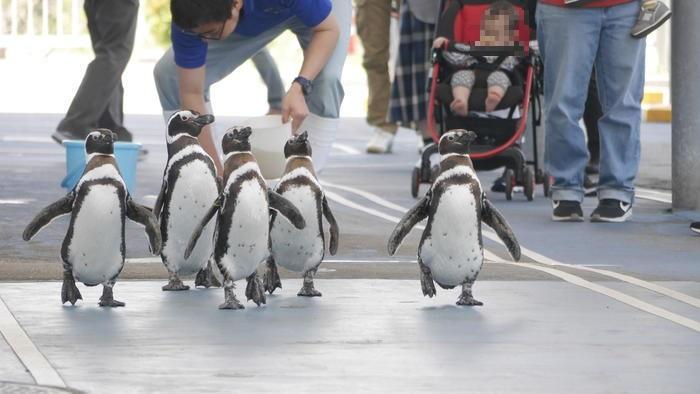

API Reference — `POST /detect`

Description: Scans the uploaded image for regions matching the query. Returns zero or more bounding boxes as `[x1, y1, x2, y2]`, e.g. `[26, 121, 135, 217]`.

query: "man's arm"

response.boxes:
[282, 14, 340, 132]
[178, 65, 224, 175]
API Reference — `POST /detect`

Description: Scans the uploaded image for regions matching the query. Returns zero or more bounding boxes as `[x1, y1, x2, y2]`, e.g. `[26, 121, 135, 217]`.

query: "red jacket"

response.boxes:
[539, 0, 634, 7]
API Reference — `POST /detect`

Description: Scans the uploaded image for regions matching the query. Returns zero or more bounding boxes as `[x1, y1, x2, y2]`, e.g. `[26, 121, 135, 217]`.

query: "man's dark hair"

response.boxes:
[171, 0, 234, 30]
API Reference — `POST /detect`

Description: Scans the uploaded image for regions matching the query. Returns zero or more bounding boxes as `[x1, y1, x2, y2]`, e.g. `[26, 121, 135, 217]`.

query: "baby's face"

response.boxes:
[479, 14, 516, 46]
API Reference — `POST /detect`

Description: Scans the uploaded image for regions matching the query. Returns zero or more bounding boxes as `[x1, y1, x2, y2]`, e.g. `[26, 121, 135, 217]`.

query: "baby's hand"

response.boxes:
[433, 37, 448, 49]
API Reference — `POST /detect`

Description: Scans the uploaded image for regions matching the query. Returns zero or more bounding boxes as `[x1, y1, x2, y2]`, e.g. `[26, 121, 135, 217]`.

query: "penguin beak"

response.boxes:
[195, 114, 215, 126]
[458, 131, 477, 145]
[296, 130, 309, 143]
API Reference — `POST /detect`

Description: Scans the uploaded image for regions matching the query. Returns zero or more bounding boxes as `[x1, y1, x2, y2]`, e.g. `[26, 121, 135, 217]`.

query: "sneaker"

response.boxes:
[691, 222, 700, 235]
[631, 1, 671, 39]
[552, 200, 584, 222]
[113, 126, 134, 142]
[366, 128, 395, 154]
[51, 129, 87, 144]
[591, 199, 632, 223]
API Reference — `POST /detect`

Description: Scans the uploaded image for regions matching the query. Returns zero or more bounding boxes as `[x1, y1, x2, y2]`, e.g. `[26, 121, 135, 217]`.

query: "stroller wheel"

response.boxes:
[504, 169, 515, 201]
[524, 166, 535, 201]
[543, 173, 552, 198]
[411, 167, 420, 198]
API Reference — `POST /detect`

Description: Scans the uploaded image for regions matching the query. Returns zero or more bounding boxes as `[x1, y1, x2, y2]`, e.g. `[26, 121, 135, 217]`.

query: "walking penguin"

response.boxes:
[154, 110, 221, 291]
[23, 129, 161, 307]
[185, 127, 306, 309]
[266, 131, 339, 297]
[387, 130, 521, 306]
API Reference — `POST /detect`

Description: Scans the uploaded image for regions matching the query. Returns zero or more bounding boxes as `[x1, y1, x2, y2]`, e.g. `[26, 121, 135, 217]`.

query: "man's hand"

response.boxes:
[282, 83, 309, 134]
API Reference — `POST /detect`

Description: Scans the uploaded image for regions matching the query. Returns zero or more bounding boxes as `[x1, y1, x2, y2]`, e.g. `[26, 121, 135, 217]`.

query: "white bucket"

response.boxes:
[242, 115, 291, 179]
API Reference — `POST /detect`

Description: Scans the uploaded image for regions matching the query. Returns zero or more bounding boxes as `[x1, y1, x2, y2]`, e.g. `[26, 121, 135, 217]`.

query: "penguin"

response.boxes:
[265, 131, 339, 297]
[387, 129, 521, 306]
[185, 127, 306, 310]
[153, 110, 221, 291]
[23, 129, 161, 307]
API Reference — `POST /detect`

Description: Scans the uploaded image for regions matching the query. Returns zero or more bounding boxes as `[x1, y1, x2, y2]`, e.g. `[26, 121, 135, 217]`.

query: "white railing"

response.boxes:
[0, 0, 89, 49]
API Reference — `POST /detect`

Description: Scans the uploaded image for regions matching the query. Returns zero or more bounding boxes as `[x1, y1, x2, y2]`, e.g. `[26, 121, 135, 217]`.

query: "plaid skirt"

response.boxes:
[389, 2, 436, 125]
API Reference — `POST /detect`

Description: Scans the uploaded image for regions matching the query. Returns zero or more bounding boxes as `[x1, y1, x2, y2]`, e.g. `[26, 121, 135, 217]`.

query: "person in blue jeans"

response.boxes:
[154, 0, 351, 174]
[537, 0, 645, 223]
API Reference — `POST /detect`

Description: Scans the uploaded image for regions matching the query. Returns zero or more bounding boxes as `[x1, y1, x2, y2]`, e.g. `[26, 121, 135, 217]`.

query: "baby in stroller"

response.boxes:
[433, 0, 521, 115]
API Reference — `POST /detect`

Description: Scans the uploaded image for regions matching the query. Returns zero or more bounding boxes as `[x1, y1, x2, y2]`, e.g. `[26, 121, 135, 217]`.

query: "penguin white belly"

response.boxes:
[69, 185, 124, 285]
[220, 180, 270, 281]
[270, 185, 324, 273]
[420, 186, 483, 287]
[162, 160, 218, 275]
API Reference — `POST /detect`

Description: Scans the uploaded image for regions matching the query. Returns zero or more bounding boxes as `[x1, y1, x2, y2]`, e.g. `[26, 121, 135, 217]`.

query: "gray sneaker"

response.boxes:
[631, 2, 672, 39]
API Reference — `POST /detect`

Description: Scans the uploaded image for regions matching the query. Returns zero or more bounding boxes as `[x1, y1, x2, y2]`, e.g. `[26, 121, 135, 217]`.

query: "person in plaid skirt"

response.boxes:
[388, 0, 440, 149]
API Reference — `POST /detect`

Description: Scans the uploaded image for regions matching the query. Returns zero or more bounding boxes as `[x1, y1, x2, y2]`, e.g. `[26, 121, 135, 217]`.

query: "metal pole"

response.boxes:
[671, 0, 700, 212]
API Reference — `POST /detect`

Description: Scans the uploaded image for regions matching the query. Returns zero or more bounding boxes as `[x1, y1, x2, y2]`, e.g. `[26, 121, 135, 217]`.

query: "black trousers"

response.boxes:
[584, 68, 602, 164]
[57, 0, 139, 134]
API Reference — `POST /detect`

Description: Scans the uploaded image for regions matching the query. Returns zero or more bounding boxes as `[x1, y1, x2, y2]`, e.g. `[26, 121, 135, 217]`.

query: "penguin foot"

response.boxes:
[218, 300, 244, 310]
[420, 271, 437, 298]
[297, 286, 322, 297]
[99, 286, 125, 307]
[219, 291, 244, 310]
[195, 266, 221, 288]
[162, 278, 190, 291]
[263, 262, 282, 294]
[98, 298, 126, 308]
[61, 279, 83, 305]
[456, 295, 483, 306]
[245, 274, 267, 306]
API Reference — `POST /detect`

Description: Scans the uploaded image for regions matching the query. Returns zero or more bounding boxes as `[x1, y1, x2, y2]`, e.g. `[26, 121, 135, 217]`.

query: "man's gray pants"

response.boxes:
[57, 0, 139, 135]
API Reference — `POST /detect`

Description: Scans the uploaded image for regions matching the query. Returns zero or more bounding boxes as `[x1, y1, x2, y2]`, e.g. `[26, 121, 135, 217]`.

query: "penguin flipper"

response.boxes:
[153, 179, 167, 220]
[185, 196, 221, 260]
[321, 195, 340, 255]
[268, 190, 306, 230]
[481, 197, 521, 261]
[387, 192, 431, 256]
[23, 192, 75, 241]
[126, 198, 163, 255]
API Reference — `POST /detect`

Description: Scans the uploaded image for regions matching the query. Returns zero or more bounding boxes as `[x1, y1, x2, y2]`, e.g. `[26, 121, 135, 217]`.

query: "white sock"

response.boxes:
[298, 113, 339, 173]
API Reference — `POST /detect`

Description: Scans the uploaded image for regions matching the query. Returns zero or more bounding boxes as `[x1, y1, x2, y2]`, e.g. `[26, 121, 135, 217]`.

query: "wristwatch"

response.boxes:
[293, 76, 313, 96]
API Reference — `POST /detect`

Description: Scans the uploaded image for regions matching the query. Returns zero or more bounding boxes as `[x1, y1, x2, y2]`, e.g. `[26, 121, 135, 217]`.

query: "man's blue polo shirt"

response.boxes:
[172, 0, 333, 69]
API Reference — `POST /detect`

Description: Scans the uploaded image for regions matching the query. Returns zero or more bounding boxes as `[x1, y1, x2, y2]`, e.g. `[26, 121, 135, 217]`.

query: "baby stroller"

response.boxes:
[412, 0, 550, 201]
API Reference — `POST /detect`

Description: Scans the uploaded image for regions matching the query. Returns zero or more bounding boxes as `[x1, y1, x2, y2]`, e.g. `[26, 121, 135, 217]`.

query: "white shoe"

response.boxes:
[366, 129, 395, 154]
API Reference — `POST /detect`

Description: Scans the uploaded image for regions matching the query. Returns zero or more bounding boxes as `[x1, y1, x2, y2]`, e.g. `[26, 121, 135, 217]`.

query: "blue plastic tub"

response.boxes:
[61, 140, 142, 192]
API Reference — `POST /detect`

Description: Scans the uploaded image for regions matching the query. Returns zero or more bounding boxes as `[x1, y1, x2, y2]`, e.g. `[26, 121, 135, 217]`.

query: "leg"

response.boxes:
[162, 271, 190, 291]
[244, 271, 267, 306]
[356, 0, 397, 134]
[263, 255, 283, 294]
[297, 270, 322, 297]
[594, 1, 645, 205]
[418, 258, 436, 298]
[289, 0, 352, 171]
[99, 281, 125, 307]
[456, 278, 483, 306]
[251, 48, 285, 113]
[485, 71, 510, 113]
[219, 278, 244, 310]
[449, 70, 475, 116]
[536, 3, 602, 203]
[195, 258, 221, 288]
[61, 265, 82, 305]
[57, 0, 138, 135]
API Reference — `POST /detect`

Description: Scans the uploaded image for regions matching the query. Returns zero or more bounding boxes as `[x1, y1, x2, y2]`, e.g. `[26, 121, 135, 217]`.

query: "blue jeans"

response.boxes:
[153, 0, 351, 119]
[536, 2, 645, 204]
